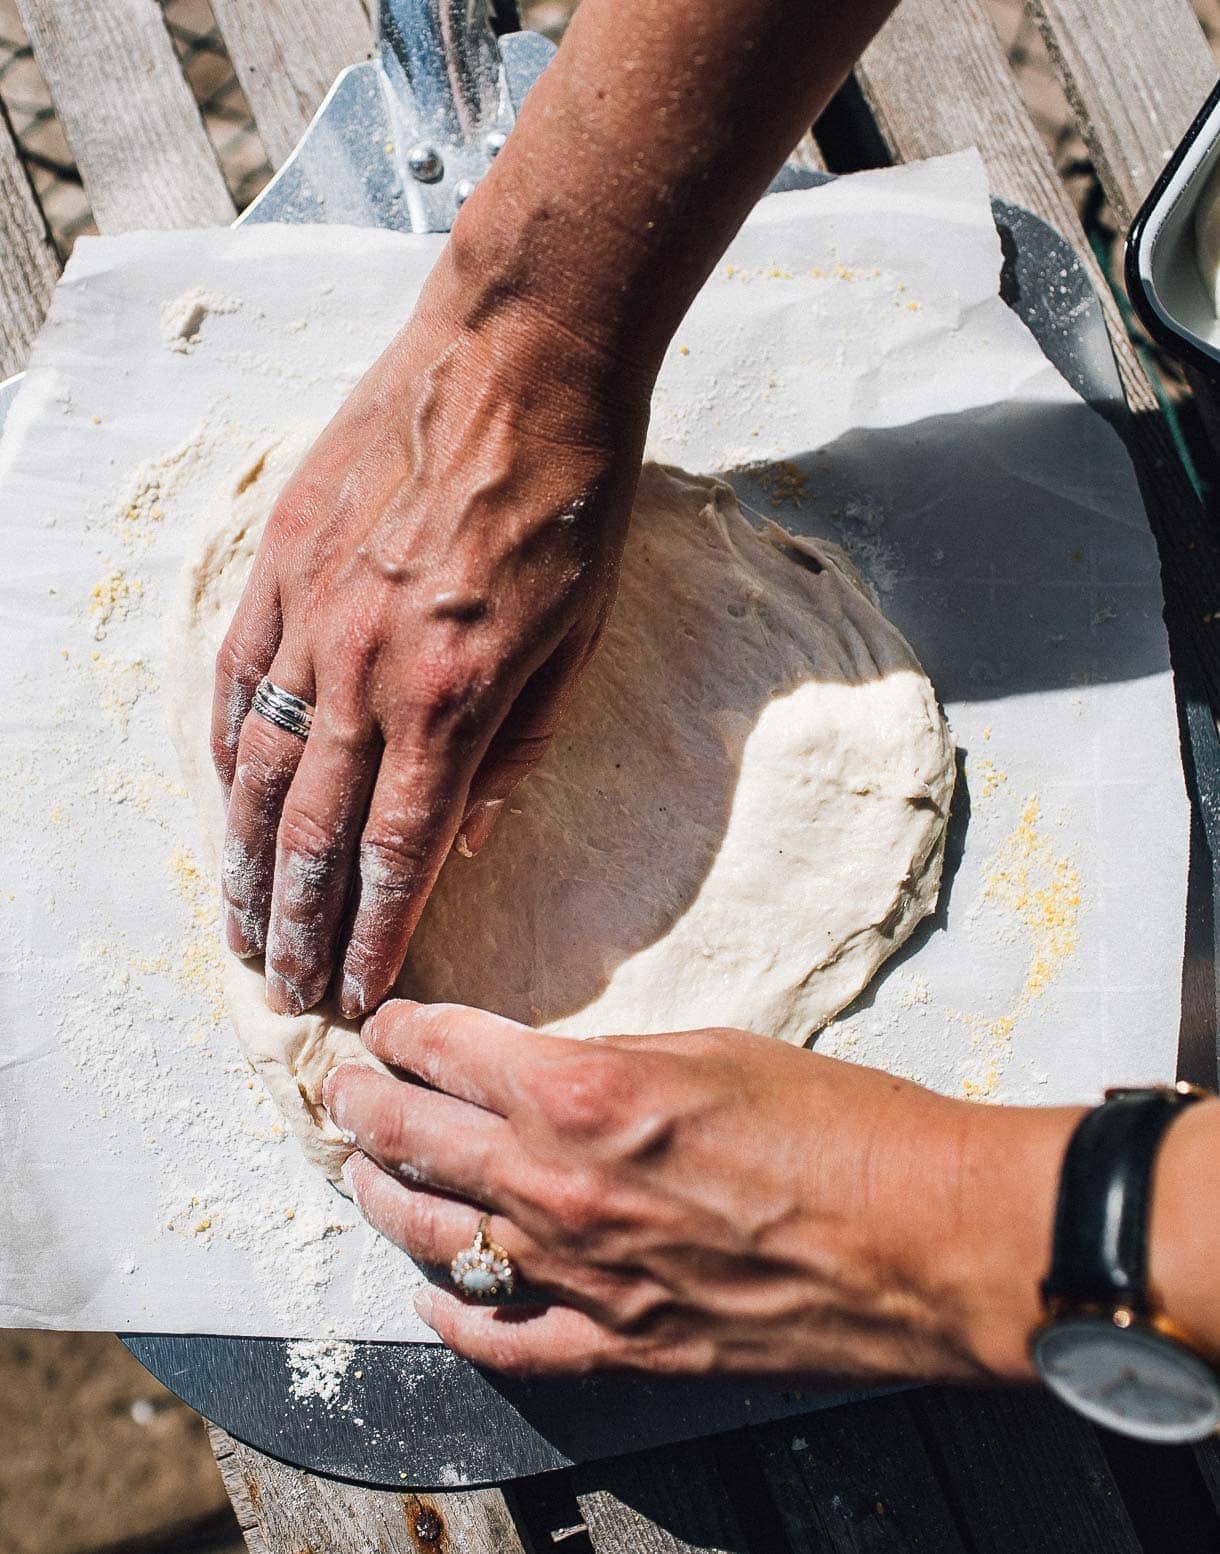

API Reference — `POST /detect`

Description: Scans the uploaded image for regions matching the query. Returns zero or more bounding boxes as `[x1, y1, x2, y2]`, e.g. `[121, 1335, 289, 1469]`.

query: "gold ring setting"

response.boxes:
[450, 1214, 515, 1300]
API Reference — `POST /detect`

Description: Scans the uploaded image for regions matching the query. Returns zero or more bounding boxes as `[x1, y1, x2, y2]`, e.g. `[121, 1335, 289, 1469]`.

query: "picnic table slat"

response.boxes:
[910, 1389, 1143, 1553]
[208, 1426, 529, 1554]
[856, 0, 1080, 221]
[788, 130, 828, 175]
[14, 0, 234, 232]
[0, 94, 58, 379]
[750, 1393, 970, 1554]
[207, 0, 373, 169]
[571, 1438, 751, 1554]
[1026, 0, 1217, 227]
[855, 0, 1220, 727]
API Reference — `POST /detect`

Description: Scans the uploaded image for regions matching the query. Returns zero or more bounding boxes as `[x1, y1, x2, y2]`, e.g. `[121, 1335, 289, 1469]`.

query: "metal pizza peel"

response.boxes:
[2, 0, 1214, 1491]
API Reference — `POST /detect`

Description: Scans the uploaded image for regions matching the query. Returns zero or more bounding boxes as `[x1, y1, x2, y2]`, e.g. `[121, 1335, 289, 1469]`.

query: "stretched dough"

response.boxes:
[168, 451, 955, 1180]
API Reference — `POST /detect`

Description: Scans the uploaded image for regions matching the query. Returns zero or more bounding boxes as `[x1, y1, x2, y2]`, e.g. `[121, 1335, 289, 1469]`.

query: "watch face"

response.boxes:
[1033, 1318, 1220, 1443]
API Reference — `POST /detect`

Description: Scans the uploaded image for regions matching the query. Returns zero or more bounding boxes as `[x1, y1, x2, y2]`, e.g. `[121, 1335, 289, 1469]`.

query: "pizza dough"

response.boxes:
[168, 448, 955, 1181]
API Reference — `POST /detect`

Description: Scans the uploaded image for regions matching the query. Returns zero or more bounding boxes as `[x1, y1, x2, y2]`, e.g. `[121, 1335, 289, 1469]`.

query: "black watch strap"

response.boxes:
[1041, 1085, 1204, 1315]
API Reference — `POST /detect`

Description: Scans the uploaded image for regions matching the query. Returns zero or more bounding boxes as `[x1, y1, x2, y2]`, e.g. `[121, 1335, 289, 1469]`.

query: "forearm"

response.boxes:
[1149, 1097, 1220, 1354]
[926, 1095, 1220, 1381]
[443, 0, 898, 370]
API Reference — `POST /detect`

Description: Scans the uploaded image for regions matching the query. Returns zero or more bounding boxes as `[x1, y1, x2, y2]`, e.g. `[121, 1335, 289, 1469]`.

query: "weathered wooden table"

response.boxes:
[5, 0, 1220, 1548]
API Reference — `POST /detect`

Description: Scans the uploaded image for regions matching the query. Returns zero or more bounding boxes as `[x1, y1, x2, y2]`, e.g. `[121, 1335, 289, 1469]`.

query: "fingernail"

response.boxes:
[340, 1152, 359, 1195]
[413, 1286, 436, 1326]
[321, 1064, 339, 1111]
[266, 971, 304, 1017]
[340, 974, 368, 1021]
[461, 799, 503, 857]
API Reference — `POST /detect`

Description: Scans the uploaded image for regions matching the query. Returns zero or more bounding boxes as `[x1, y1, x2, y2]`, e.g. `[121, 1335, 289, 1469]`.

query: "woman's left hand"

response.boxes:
[323, 1000, 1080, 1381]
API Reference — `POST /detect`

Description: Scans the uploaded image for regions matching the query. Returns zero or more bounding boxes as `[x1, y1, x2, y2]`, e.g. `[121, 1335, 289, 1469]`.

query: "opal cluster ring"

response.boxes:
[251, 676, 314, 740]
[450, 1213, 516, 1300]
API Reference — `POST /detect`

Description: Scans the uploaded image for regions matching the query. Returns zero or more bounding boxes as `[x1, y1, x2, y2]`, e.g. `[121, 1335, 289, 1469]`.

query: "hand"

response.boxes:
[211, 259, 653, 1019]
[323, 1001, 1080, 1380]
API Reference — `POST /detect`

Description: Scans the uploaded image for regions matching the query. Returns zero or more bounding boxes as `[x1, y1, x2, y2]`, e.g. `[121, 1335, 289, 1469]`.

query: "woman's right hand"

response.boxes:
[211, 249, 654, 1019]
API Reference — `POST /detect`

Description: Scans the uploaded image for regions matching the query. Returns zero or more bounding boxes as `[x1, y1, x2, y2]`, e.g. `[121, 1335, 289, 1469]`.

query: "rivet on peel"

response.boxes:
[407, 143, 443, 183]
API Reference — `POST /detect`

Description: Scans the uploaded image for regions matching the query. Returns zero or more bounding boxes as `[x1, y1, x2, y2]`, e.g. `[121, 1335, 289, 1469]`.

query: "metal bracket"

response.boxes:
[239, 3, 555, 234]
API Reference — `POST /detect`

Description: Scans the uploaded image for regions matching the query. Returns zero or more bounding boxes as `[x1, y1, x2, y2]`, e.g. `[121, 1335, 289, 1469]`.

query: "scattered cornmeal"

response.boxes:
[166, 845, 227, 1024]
[951, 795, 1082, 1100]
[88, 566, 144, 639]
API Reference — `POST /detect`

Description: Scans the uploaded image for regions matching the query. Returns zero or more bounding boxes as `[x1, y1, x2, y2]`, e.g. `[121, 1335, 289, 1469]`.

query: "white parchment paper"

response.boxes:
[0, 152, 1190, 1339]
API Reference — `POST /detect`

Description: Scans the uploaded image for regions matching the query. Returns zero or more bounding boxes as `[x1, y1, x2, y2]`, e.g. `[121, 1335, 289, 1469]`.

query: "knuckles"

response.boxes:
[357, 832, 434, 895]
[214, 634, 256, 701]
[534, 1048, 636, 1139]
[211, 638, 259, 773]
[232, 715, 302, 799]
[277, 806, 344, 890]
[534, 1167, 609, 1243]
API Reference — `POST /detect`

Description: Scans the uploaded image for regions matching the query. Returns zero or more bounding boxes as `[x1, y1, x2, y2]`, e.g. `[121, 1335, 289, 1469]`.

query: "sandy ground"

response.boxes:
[0, 1334, 235, 1554]
[1, 3, 1218, 1552]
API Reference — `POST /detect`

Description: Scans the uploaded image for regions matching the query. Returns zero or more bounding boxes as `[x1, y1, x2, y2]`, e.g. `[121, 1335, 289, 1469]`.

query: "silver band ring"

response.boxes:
[450, 1213, 515, 1300]
[251, 676, 314, 740]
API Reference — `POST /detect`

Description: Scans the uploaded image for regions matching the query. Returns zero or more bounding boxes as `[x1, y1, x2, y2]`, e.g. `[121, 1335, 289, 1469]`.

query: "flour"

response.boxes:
[286, 1340, 356, 1407]
[110, 430, 208, 547]
[159, 288, 240, 353]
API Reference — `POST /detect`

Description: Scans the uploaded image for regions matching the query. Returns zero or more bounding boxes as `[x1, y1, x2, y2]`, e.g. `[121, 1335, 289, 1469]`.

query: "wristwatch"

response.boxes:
[1029, 1081, 1220, 1443]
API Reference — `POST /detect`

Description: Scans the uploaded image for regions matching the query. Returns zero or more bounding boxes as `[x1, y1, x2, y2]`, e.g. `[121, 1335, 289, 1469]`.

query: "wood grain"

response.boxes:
[1027, 0, 1217, 225]
[14, 0, 233, 232]
[787, 130, 828, 175]
[208, 0, 373, 169]
[572, 1440, 749, 1554]
[751, 1394, 968, 1554]
[910, 1389, 1142, 1554]
[209, 1426, 528, 1554]
[855, 0, 1220, 711]
[0, 93, 58, 379]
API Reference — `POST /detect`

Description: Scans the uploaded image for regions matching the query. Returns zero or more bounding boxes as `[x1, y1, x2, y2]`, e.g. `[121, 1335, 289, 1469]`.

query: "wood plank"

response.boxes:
[1027, 0, 1217, 226]
[571, 1439, 751, 1554]
[911, 1388, 1142, 1553]
[855, 0, 1220, 716]
[750, 1394, 969, 1554]
[14, 0, 234, 231]
[208, 0, 373, 169]
[208, 1425, 529, 1554]
[788, 130, 828, 175]
[857, 0, 1087, 220]
[0, 92, 58, 379]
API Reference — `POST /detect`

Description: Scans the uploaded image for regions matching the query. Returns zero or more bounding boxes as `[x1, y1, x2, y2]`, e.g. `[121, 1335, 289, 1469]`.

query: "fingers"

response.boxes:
[220, 644, 313, 960]
[413, 1287, 622, 1377]
[458, 622, 601, 856]
[323, 1063, 521, 1207]
[335, 743, 471, 1019]
[361, 999, 555, 1114]
[342, 1149, 540, 1273]
[264, 702, 378, 1015]
[211, 569, 282, 800]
